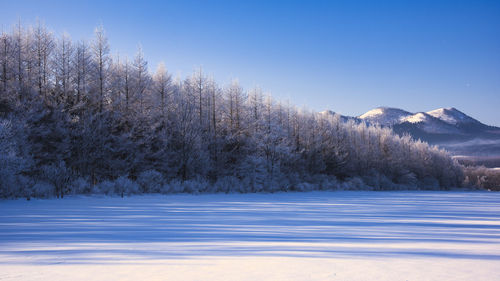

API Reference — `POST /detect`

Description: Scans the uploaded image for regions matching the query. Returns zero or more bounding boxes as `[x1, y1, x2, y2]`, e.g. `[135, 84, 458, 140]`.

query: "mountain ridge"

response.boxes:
[324, 106, 500, 157]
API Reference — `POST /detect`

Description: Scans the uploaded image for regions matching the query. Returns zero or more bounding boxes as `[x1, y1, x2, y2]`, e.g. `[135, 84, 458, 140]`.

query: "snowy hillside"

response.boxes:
[352, 106, 500, 157]
[400, 112, 461, 134]
[357, 106, 494, 134]
[358, 107, 412, 126]
[427, 107, 480, 125]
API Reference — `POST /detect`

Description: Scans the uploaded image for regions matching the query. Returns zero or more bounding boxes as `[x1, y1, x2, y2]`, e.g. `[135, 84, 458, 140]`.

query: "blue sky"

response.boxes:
[1, 0, 499, 125]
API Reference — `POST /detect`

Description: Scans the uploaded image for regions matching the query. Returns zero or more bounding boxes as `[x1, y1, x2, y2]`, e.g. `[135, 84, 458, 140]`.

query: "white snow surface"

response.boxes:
[358, 107, 484, 132]
[401, 112, 460, 134]
[1, 191, 500, 281]
[358, 107, 412, 126]
[402, 112, 428, 123]
[358, 107, 469, 134]
[426, 107, 477, 125]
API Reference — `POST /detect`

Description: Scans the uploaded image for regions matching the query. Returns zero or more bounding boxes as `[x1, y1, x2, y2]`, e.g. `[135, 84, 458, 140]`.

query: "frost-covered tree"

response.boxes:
[73, 40, 90, 105]
[52, 32, 73, 106]
[0, 20, 467, 198]
[152, 62, 172, 122]
[132, 46, 150, 116]
[0, 31, 13, 99]
[91, 25, 110, 112]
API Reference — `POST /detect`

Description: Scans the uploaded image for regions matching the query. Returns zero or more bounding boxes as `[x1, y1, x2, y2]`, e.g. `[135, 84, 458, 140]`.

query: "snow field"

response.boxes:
[1, 191, 499, 280]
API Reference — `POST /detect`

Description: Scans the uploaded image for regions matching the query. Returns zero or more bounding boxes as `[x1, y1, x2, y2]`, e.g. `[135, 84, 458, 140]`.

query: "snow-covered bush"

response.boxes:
[30, 181, 55, 198]
[93, 180, 115, 195]
[213, 176, 241, 193]
[0, 118, 32, 198]
[182, 178, 210, 193]
[241, 175, 264, 193]
[69, 177, 92, 194]
[339, 177, 369, 190]
[115, 176, 140, 196]
[420, 177, 440, 190]
[89, 177, 141, 196]
[463, 166, 500, 191]
[137, 170, 164, 193]
[317, 175, 339, 190]
[0, 162, 19, 198]
[294, 182, 316, 192]
[361, 171, 398, 190]
[162, 179, 184, 193]
[269, 174, 291, 192]
[159, 182, 173, 194]
[396, 172, 418, 189]
[40, 161, 72, 198]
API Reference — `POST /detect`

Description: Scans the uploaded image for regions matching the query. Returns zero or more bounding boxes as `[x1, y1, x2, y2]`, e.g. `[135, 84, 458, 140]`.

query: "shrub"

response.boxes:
[31, 181, 55, 198]
[115, 176, 141, 197]
[40, 161, 72, 198]
[163, 179, 184, 193]
[396, 172, 418, 189]
[213, 176, 241, 193]
[70, 177, 92, 194]
[137, 170, 165, 193]
[420, 177, 440, 190]
[94, 180, 115, 195]
[463, 166, 500, 191]
[182, 178, 210, 194]
[294, 182, 316, 192]
[340, 177, 369, 190]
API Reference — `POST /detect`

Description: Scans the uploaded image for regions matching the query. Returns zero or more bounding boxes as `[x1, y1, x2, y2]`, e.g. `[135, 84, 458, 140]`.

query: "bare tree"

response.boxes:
[132, 46, 150, 115]
[91, 25, 110, 112]
[53, 32, 73, 105]
[0, 31, 12, 98]
[74, 40, 90, 104]
[153, 62, 172, 122]
[33, 20, 54, 98]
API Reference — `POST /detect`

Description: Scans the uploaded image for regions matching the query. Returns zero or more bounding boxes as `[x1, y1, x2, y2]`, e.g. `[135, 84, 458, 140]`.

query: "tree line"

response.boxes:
[0, 21, 465, 198]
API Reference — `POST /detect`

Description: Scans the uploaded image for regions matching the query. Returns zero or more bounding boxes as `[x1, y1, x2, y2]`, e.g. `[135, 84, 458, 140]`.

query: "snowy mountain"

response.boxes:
[357, 107, 463, 135]
[400, 112, 461, 135]
[358, 107, 412, 126]
[330, 107, 500, 157]
[426, 107, 480, 126]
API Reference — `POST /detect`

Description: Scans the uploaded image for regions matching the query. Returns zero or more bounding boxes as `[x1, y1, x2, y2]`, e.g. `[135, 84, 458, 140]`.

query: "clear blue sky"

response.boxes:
[1, 0, 499, 125]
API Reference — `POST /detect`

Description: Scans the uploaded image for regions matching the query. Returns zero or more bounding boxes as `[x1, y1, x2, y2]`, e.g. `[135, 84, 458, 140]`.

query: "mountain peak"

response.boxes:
[426, 107, 478, 125]
[319, 110, 336, 115]
[358, 107, 412, 126]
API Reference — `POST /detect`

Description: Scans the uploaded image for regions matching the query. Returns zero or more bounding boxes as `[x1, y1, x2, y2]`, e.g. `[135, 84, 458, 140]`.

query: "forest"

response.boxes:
[0, 21, 467, 198]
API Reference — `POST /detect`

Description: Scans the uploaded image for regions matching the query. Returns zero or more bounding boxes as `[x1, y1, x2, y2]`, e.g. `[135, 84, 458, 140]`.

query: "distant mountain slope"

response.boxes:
[426, 107, 480, 125]
[328, 107, 500, 158]
[358, 107, 412, 126]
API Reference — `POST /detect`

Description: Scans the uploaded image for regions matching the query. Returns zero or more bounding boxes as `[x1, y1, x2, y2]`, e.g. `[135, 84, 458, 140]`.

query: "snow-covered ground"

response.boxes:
[1, 191, 500, 280]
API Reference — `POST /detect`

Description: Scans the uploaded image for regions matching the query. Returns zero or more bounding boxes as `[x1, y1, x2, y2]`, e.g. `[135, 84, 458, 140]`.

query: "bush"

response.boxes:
[420, 177, 440, 190]
[182, 178, 210, 193]
[0, 166, 19, 198]
[93, 180, 115, 195]
[70, 177, 92, 194]
[463, 166, 500, 191]
[339, 177, 369, 190]
[40, 161, 72, 198]
[213, 176, 241, 193]
[162, 179, 184, 193]
[137, 170, 164, 193]
[31, 181, 55, 198]
[115, 176, 140, 196]
[315, 175, 338, 191]
[294, 182, 316, 192]
[396, 172, 418, 189]
[0, 119, 32, 198]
